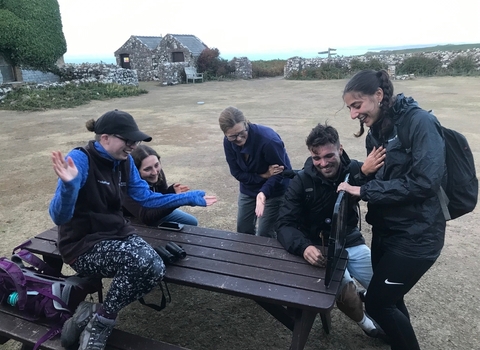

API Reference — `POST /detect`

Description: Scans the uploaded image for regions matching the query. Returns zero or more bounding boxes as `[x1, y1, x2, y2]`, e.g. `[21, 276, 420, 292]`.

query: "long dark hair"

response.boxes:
[131, 145, 164, 185]
[343, 69, 395, 139]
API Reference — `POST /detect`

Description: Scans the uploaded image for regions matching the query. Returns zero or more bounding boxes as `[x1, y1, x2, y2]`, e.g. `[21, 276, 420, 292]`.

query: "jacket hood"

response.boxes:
[392, 93, 420, 122]
[303, 150, 351, 184]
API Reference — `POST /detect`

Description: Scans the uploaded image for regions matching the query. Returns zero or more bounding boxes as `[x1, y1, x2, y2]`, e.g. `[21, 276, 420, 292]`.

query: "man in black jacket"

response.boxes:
[277, 123, 387, 340]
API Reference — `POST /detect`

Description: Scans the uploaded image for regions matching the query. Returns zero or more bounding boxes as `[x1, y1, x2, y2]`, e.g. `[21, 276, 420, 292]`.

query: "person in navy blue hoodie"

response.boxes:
[219, 106, 292, 238]
[49, 110, 217, 350]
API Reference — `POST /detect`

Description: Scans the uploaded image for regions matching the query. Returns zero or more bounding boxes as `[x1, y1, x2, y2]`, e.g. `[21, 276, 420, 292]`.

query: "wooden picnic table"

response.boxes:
[22, 224, 348, 350]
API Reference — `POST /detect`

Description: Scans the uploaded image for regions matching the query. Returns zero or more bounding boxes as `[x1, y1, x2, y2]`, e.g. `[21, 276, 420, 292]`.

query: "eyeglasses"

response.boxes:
[114, 135, 141, 147]
[225, 128, 248, 142]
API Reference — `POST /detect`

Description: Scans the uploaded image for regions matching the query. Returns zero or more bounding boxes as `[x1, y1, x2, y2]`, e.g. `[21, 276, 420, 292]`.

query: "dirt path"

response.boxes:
[0, 76, 479, 349]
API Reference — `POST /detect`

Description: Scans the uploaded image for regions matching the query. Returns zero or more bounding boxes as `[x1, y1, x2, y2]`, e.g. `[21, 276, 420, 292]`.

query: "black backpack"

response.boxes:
[396, 109, 478, 220]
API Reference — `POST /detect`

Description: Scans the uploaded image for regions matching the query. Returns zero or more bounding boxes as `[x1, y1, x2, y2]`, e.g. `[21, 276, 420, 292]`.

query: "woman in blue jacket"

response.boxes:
[338, 69, 446, 350]
[219, 106, 292, 238]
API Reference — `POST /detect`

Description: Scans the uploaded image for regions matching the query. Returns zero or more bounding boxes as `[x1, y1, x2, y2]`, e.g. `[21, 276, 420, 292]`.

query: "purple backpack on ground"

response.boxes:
[0, 249, 102, 350]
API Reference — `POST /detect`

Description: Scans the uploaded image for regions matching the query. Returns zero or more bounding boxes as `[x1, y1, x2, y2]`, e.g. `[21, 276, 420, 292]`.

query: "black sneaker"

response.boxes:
[363, 327, 390, 343]
[78, 313, 116, 350]
[61, 301, 99, 348]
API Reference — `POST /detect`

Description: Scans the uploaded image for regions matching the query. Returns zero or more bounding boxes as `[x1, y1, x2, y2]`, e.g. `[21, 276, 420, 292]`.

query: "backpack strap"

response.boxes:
[395, 108, 450, 221]
[11, 249, 62, 277]
[295, 170, 315, 206]
[138, 281, 171, 311]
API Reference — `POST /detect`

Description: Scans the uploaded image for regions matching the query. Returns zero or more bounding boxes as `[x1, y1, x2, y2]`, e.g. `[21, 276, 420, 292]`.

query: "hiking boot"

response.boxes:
[78, 313, 116, 350]
[61, 301, 99, 348]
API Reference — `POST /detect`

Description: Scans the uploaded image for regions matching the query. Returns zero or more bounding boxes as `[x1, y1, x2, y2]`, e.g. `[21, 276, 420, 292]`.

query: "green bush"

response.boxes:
[350, 58, 387, 72]
[252, 60, 286, 78]
[396, 55, 442, 76]
[447, 56, 477, 75]
[0, 83, 148, 111]
[0, 0, 66, 71]
[196, 48, 235, 81]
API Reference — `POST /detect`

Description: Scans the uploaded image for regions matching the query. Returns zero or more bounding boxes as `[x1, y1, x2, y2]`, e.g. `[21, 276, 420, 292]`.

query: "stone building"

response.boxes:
[153, 34, 208, 84]
[114, 35, 163, 81]
[114, 34, 207, 83]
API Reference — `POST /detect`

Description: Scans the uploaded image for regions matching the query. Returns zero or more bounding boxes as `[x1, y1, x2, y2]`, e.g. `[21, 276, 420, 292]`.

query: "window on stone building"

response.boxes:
[172, 52, 185, 62]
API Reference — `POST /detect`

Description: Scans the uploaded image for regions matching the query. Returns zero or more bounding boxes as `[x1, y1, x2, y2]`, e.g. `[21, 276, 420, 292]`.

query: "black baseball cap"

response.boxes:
[93, 110, 152, 142]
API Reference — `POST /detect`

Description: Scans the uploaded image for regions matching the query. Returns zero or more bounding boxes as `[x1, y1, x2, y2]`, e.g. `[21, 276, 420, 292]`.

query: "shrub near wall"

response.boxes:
[285, 48, 480, 79]
[396, 56, 442, 76]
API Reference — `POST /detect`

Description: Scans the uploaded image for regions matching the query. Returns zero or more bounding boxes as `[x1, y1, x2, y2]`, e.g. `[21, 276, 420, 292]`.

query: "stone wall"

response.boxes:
[21, 69, 60, 83]
[0, 63, 138, 101]
[59, 63, 139, 85]
[284, 48, 480, 78]
[230, 57, 252, 79]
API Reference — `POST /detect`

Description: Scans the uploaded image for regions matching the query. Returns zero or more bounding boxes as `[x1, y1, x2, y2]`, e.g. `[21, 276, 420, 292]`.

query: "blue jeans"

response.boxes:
[237, 192, 284, 238]
[341, 244, 373, 289]
[158, 209, 198, 226]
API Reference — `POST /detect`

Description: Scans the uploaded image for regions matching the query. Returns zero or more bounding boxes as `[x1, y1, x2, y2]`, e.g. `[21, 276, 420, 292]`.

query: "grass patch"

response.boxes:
[0, 82, 148, 111]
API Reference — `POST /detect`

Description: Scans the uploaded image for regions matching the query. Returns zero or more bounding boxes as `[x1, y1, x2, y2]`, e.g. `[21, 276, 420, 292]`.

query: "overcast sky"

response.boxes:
[57, 0, 480, 62]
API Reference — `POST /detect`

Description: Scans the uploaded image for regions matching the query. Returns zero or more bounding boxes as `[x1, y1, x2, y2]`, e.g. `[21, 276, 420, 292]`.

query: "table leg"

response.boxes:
[256, 301, 295, 331]
[289, 309, 317, 350]
[319, 311, 332, 334]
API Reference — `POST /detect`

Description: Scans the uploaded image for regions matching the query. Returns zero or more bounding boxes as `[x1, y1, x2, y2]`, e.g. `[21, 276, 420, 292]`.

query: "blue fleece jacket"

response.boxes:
[223, 123, 291, 198]
[49, 142, 206, 225]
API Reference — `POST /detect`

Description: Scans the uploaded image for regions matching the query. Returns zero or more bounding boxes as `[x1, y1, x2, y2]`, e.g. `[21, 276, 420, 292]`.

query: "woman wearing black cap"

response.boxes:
[49, 110, 217, 350]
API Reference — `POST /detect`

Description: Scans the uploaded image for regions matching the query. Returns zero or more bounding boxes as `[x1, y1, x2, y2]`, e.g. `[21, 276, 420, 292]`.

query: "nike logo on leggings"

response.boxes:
[384, 279, 404, 285]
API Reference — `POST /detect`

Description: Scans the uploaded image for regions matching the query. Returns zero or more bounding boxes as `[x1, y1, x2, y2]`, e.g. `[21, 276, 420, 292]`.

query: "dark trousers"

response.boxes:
[71, 234, 165, 315]
[366, 235, 436, 350]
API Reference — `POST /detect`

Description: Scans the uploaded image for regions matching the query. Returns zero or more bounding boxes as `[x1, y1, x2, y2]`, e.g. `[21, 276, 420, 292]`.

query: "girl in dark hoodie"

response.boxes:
[338, 69, 446, 350]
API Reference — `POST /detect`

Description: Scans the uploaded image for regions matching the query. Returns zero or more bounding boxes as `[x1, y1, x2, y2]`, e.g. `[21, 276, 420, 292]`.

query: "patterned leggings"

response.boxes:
[71, 235, 165, 315]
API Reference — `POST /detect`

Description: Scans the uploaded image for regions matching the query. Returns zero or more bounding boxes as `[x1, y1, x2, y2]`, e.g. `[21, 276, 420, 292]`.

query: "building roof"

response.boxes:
[171, 34, 208, 56]
[134, 36, 163, 50]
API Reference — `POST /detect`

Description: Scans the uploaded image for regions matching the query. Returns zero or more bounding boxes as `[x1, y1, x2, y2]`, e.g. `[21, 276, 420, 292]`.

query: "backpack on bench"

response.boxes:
[0, 249, 103, 350]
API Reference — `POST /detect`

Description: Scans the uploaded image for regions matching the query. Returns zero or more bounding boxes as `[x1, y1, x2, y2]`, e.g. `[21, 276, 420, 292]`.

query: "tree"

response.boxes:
[0, 0, 67, 71]
[196, 48, 235, 80]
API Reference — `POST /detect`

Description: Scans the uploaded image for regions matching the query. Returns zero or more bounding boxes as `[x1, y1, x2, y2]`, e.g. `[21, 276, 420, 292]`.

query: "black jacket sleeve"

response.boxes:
[276, 174, 313, 257]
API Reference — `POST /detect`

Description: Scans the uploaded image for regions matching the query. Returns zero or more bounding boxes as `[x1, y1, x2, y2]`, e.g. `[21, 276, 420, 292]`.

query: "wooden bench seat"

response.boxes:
[0, 304, 188, 350]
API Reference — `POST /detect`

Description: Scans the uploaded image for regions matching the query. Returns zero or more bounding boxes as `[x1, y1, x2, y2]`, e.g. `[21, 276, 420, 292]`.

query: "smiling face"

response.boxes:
[309, 143, 343, 179]
[139, 155, 161, 184]
[225, 122, 248, 147]
[343, 88, 383, 128]
[101, 134, 138, 160]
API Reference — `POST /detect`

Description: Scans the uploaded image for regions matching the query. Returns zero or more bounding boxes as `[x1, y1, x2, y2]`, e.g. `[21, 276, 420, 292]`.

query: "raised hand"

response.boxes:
[361, 146, 386, 176]
[51, 151, 78, 183]
[173, 183, 190, 193]
[255, 192, 266, 217]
